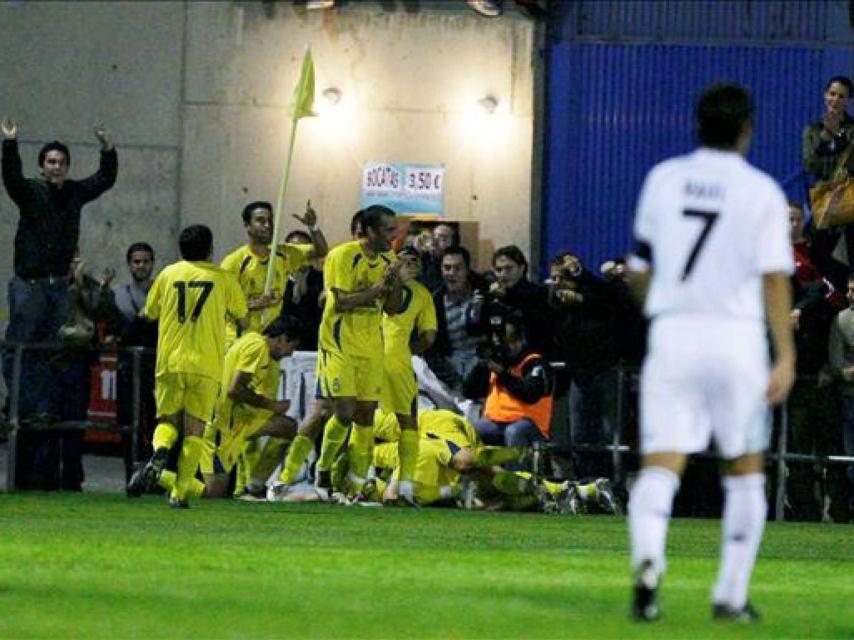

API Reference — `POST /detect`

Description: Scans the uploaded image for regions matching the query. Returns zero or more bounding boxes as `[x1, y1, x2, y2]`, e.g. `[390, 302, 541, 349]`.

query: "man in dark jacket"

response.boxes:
[549, 252, 622, 479]
[2, 116, 117, 419]
[472, 245, 554, 360]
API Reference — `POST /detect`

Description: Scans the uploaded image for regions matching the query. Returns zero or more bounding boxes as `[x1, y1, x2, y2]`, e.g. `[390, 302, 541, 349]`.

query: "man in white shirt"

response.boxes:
[626, 83, 796, 622]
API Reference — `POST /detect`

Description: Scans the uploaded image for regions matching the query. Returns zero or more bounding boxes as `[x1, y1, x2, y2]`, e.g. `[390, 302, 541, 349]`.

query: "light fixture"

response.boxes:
[478, 96, 498, 113]
[466, 0, 503, 18]
[306, 0, 335, 9]
[322, 87, 342, 105]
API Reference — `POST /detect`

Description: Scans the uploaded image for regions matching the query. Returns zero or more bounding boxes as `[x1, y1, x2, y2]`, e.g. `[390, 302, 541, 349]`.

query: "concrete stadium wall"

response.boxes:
[0, 1, 536, 332]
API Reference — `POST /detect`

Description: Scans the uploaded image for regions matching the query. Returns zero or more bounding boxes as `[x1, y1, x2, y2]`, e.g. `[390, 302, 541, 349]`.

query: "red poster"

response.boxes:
[86, 353, 121, 444]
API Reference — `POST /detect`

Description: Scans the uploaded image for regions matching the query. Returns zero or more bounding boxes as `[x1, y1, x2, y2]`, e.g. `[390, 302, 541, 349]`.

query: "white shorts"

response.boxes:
[640, 315, 771, 459]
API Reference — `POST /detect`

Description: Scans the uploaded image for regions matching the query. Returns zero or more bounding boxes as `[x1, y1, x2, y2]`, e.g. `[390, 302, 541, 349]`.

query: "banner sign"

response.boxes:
[361, 162, 445, 216]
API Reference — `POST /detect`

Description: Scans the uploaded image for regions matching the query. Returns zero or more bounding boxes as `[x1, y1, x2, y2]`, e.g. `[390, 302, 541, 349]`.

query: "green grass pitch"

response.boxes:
[0, 493, 851, 639]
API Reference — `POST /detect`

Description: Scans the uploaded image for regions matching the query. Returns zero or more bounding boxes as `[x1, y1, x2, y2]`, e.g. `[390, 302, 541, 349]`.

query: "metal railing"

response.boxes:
[2, 341, 152, 492]
[3, 344, 851, 521]
[567, 366, 853, 522]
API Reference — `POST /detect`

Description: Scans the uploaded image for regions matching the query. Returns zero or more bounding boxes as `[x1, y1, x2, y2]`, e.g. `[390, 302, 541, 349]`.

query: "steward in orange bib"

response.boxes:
[462, 308, 554, 457]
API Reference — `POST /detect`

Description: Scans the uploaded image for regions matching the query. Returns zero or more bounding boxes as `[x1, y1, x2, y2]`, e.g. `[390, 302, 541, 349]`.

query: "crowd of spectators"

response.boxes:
[1, 74, 852, 520]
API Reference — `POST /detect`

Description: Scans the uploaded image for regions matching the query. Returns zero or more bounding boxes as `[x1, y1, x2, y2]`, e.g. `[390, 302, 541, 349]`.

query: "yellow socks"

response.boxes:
[398, 429, 419, 482]
[492, 470, 534, 496]
[175, 435, 208, 500]
[397, 428, 419, 500]
[347, 423, 375, 489]
[251, 437, 289, 485]
[152, 422, 179, 452]
[279, 434, 314, 484]
[234, 440, 260, 496]
[577, 482, 598, 502]
[159, 470, 205, 500]
[473, 446, 523, 467]
[317, 415, 350, 471]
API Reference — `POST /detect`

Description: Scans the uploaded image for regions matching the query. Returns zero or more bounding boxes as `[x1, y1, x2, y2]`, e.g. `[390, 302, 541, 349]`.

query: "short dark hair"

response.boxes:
[38, 141, 71, 167]
[696, 83, 754, 149]
[263, 314, 303, 342]
[126, 242, 155, 263]
[826, 75, 853, 97]
[242, 201, 273, 225]
[549, 251, 577, 268]
[361, 205, 396, 234]
[285, 230, 312, 245]
[350, 209, 365, 237]
[788, 200, 804, 212]
[179, 224, 213, 261]
[493, 245, 528, 276]
[441, 245, 471, 269]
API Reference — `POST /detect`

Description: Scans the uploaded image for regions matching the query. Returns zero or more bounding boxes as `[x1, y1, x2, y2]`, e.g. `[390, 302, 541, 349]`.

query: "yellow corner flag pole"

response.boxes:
[262, 45, 316, 323]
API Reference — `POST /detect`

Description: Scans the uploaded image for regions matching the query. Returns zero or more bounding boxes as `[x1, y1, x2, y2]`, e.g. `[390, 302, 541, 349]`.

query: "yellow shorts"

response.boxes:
[372, 409, 401, 443]
[215, 406, 273, 473]
[381, 360, 417, 416]
[154, 373, 220, 423]
[372, 438, 459, 505]
[317, 348, 383, 401]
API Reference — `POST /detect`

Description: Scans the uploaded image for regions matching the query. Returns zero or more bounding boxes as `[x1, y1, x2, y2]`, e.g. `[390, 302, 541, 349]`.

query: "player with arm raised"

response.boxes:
[220, 200, 328, 496]
[625, 83, 795, 622]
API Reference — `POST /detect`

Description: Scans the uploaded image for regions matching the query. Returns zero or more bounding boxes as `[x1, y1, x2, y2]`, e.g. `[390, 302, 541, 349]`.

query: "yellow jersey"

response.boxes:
[210, 332, 280, 431]
[144, 260, 248, 381]
[382, 279, 437, 369]
[418, 409, 479, 448]
[373, 408, 479, 448]
[221, 243, 313, 341]
[319, 240, 395, 358]
[211, 332, 282, 469]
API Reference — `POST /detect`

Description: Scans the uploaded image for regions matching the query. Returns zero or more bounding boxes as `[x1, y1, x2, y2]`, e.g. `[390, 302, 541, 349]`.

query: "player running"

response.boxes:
[127, 225, 248, 507]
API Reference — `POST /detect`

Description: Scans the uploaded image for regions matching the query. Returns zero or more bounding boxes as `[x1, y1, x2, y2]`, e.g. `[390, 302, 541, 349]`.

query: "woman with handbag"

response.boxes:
[803, 76, 853, 183]
[54, 249, 120, 490]
[804, 77, 854, 232]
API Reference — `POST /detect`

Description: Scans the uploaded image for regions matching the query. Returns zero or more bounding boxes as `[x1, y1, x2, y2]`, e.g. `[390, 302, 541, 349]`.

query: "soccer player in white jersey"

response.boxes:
[626, 83, 796, 622]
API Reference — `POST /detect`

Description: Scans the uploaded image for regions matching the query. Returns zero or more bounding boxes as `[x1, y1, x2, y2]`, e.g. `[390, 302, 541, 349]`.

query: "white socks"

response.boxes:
[628, 467, 680, 576]
[712, 473, 767, 609]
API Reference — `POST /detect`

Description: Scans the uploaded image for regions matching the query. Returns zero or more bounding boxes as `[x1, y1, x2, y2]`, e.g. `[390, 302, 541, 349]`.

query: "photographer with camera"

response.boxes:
[548, 252, 623, 480]
[471, 245, 554, 361]
[462, 308, 554, 455]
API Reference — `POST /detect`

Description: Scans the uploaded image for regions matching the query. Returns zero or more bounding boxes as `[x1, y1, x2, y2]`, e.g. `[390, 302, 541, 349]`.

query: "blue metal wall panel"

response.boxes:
[555, 0, 830, 43]
[542, 43, 832, 270]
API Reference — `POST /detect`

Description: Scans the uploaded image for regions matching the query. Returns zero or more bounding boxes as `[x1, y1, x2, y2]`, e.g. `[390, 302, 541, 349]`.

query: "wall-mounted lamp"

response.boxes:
[478, 96, 498, 113]
[322, 87, 342, 105]
[306, 0, 335, 9]
[466, 0, 503, 18]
